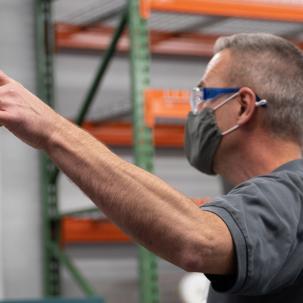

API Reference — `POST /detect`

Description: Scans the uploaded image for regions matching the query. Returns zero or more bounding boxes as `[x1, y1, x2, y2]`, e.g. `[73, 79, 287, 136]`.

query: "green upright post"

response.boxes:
[129, 1, 160, 303]
[35, 0, 61, 296]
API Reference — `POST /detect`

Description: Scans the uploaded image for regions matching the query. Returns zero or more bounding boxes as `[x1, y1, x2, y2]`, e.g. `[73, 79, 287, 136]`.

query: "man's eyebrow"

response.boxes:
[197, 80, 205, 88]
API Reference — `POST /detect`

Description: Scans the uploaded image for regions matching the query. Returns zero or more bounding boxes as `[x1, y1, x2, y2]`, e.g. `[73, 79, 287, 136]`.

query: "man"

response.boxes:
[0, 33, 303, 302]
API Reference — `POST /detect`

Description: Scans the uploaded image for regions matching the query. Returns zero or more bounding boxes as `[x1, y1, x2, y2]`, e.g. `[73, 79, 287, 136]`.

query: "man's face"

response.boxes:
[198, 49, 240, 134]
[199, 50, 242, 171]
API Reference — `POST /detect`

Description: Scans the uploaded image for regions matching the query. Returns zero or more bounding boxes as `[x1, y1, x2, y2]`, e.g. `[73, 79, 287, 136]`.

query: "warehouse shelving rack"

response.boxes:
[35, 0, 303, 302]
[36, 0, 159, 302]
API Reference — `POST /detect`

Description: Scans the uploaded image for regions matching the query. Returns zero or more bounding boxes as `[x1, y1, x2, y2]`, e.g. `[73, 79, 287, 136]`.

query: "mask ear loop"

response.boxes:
[221, 125, 240, 136]
[220, 99, 268, 136]
[212, 92, 241, 136]
[213, 92, 240, 111]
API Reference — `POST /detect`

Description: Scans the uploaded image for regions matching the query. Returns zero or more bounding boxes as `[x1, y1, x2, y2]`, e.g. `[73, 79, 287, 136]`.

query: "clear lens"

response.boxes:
[190, 87, 202, 114]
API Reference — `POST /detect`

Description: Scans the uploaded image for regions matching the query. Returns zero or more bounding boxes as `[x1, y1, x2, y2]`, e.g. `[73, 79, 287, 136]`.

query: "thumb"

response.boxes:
[0, 71, 12, 86]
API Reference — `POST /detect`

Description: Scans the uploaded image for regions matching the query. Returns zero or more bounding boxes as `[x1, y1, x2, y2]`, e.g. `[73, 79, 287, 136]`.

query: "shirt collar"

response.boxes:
[273, 158, 303, 173]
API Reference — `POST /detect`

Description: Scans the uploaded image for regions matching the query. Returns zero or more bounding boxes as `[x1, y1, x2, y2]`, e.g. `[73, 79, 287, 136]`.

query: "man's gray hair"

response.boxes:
[214, 33, 303, 146]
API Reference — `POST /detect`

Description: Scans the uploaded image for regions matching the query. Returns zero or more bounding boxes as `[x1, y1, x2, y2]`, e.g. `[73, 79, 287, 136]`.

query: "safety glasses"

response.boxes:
[190, 87, 240, 114]
[190, 87, 266, 113]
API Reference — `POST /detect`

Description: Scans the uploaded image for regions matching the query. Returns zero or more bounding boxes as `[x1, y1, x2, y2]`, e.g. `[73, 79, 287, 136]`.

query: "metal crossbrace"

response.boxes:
[129, 1, 160, 303]
[48, 242, 97, 297]
[50, 7, 128, 185]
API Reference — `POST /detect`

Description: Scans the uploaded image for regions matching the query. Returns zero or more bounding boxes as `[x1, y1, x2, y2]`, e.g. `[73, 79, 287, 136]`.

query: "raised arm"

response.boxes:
[0, 72, 235, 274]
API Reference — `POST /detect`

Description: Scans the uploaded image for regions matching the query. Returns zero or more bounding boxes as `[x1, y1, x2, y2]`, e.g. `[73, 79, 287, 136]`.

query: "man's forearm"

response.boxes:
[46, 117, 212, 269]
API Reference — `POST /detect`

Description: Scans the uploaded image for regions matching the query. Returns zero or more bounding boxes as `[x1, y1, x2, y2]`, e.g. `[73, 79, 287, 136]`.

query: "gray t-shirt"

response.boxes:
[202, 159, 303, 303]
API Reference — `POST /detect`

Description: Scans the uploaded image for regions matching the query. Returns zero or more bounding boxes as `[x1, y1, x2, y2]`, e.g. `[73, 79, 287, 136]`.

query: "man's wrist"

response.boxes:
[43, 114, 70, 154]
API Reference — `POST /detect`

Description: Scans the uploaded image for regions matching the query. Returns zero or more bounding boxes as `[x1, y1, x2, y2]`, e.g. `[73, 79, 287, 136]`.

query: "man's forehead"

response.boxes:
[198, 50, 231, 87]
[206, 52, 225, 74]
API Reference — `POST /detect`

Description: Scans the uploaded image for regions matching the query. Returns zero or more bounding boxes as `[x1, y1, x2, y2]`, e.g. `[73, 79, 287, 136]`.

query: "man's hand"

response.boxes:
[0, 71, 64, 150]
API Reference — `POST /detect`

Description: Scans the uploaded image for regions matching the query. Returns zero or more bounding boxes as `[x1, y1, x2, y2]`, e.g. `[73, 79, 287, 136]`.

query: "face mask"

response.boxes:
[184, 93, 267, 175]
[184, 108, 223, 175]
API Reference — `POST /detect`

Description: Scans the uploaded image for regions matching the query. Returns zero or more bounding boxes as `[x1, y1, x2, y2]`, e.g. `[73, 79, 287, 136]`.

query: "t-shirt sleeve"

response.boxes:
[202, 173, 302, 295]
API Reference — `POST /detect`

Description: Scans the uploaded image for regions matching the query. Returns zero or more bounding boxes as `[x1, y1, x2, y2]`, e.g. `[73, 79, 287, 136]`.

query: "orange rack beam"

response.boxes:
[61, 217, 131, 245]
[56, 23, 303, 57]
[55, 23, 218, 57]
[141, 0, 303, 22]
[144, 89, 190, 128]
[82, 121, 186, 148]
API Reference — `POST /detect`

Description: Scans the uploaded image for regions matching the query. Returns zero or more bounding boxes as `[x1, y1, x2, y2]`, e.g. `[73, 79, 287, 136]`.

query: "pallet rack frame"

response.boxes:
[35, 0, 159, 302]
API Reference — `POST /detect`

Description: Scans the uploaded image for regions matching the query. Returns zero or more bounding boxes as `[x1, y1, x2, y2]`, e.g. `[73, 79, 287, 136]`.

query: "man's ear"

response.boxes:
[237, 87, 257, 126]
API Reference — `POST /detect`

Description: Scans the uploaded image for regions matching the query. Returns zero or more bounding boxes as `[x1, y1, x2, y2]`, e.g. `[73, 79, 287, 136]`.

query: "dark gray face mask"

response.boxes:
[184, 108, 222, 175]
[184, 93, 267, 175]
[184, 92, 242, 175]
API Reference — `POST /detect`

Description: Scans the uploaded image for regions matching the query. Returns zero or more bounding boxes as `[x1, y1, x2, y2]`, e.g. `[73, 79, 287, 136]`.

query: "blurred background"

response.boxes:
[0, 0, 302, 302]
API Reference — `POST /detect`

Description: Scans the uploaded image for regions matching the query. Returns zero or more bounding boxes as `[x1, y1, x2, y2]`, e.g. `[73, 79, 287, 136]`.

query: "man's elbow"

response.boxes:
[179, 254, 205, 272]
[177, 238, 213, 273]
[177, 234, 234, 274]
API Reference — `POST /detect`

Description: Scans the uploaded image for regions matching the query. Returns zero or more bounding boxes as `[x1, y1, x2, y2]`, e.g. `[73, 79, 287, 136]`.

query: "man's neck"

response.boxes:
[217, 136, 302, 186]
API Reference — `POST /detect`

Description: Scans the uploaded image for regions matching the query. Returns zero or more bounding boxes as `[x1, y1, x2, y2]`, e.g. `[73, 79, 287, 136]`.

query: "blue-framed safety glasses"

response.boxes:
[190, 87, 266, 114]
[190, 87, 240, 113]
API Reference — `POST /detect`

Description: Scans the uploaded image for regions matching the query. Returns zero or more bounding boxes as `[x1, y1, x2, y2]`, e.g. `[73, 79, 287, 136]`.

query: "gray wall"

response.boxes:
[0, 0, 42, 298]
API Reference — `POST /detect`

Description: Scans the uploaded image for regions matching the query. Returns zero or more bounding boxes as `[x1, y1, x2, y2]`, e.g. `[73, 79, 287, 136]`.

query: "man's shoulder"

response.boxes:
[226, 158, 303, 203]
[201, 159, 303, 296]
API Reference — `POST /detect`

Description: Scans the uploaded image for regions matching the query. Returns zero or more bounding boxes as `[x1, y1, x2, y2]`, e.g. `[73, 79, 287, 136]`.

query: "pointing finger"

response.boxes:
[0, 71, 12, 86]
